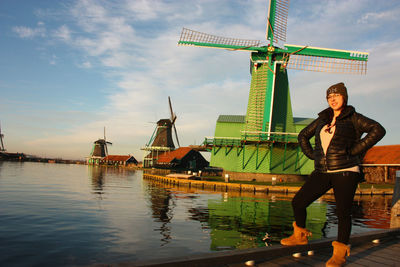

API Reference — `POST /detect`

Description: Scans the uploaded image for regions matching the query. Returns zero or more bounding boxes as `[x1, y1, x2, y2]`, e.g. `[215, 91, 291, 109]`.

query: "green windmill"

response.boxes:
[178, 0, 368, 178]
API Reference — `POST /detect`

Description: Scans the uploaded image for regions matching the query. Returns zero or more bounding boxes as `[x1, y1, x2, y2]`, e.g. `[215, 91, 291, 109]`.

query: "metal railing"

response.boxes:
[203, 131, 299, 147]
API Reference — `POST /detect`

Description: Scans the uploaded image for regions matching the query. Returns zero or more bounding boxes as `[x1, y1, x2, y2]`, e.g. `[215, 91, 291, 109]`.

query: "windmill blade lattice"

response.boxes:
[173, 124, 180, 148]
[168, 96, 177, 123]
[286, 54, 368, 74]
[168, 96, 180, 147]
[179, 28, 261, 49]
[266, 0, 290, 45]
[283, 45, 369, 75]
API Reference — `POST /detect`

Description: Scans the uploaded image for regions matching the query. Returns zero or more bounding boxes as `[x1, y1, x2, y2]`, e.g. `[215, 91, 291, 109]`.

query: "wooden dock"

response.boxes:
[254, 229, 400, 267]
[143, 174, 394, 195]
[103, 228, 400, 267]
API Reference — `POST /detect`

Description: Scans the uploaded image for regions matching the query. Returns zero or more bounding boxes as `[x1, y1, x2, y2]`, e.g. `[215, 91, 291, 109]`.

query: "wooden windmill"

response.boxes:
[0, 122, 5, 152]
[178, 0, 368, 176]
[142, 97, 180, 167]
[89, 127, 112, 163]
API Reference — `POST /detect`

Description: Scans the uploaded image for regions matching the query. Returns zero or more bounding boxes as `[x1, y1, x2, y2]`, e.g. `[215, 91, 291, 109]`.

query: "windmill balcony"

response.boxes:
[241, 131, 299, 143]
[203, 132, 299, 148]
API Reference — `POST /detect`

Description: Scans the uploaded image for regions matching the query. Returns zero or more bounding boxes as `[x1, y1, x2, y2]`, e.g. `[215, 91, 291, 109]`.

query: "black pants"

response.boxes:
[292, 171, 360, 244]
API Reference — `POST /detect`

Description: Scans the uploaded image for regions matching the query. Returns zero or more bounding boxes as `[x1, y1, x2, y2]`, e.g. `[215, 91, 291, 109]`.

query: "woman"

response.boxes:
[280, 82, 385, 267]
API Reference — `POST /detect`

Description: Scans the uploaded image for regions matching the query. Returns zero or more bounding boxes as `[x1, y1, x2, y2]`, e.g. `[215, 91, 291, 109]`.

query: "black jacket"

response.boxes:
[298, 105, 386, 172]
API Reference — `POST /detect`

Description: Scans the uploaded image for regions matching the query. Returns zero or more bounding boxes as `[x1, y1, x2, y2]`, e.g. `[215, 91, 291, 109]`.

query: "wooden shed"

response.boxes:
[155, 147, 209, 170]
[101, 155, 138, 166]
[362, 145, 400, 183]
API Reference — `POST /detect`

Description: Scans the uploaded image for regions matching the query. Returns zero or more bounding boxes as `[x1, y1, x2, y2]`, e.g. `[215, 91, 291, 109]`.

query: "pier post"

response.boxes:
[225, 174, 230, 183]
[390, 170, 400, 228]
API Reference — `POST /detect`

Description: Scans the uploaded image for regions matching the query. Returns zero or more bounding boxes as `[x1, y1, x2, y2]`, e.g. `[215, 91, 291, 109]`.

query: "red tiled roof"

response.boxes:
[363, 145, 400, 164]
[157, 147, 193, 163]
[103, 155, 134, 162]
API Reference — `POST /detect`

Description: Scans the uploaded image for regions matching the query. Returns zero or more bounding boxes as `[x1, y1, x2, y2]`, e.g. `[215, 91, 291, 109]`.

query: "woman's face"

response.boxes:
[327, 93, 345, 111]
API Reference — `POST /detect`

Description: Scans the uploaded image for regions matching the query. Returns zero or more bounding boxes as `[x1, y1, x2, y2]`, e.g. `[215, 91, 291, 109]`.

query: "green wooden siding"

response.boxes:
[209, 116, 315, 175]
[214, 121, 244, 139]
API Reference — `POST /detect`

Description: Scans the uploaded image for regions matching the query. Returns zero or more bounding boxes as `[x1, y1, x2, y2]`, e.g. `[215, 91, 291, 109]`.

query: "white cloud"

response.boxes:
[70, 0, 108, 32]
[79, 61, 92, 68]
[358, 7, 400, 24]
[125, 0, 171, 20]
[53, 25, 71, 41]
[13, 22, 46, 39]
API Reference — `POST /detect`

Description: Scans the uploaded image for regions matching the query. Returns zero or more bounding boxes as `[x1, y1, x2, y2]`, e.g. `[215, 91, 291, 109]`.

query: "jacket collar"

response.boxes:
[318, 105, 355, 121]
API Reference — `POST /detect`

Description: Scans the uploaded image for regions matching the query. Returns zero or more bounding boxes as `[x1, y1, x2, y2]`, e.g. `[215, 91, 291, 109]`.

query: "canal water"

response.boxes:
[0, 161, 392, 266]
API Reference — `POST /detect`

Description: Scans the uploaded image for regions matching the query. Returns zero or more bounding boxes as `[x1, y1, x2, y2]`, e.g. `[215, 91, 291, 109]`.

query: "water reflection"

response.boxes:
[88, 165, 137, 193]
[145, 183, 175, 246]
[202, 194, 328, 249]
[330, 194, 392, 229]
[84, 168, 394, 253]
[89, 165, 105, 195]
[143, 180, 392, 251]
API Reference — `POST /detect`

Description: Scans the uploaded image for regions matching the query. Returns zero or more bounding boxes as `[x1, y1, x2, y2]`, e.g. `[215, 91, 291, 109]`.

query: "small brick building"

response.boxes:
[362, 145, 400, 184]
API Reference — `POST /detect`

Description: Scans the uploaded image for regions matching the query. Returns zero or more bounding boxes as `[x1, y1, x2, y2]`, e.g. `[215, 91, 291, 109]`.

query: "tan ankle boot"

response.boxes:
[326, 241, 350, 267]
[280, 221, 312, 246]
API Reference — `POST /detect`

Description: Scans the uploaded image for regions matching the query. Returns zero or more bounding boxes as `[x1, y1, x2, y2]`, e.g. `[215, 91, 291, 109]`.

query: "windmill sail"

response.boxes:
[168, 96, 180, 148]
[179, 28, 261, 51]
[266, 0, 290, 45]
[168, 97, 176, 123]
[283, 45, 368, 74]
[173, 124, 180, 147]
[103, 126, 112, 156]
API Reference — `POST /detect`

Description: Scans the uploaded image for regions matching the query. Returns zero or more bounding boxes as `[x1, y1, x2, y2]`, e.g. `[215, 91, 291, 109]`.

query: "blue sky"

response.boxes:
[1, 0, 399, 160]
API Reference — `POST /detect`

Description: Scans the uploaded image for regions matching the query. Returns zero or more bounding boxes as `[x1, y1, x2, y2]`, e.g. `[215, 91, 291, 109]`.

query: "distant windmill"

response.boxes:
[0, 122, 5, 152]
[147, 96, 180, 149]
[142, 97, 180, 167]
[90, 127, 112, 158]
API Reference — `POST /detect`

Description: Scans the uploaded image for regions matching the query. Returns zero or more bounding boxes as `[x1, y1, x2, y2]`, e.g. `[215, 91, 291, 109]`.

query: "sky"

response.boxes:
[1, 0, 399, 160]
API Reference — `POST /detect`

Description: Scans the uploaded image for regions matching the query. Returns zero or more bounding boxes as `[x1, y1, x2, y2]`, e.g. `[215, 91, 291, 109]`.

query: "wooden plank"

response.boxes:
[122, 229, 400, 267]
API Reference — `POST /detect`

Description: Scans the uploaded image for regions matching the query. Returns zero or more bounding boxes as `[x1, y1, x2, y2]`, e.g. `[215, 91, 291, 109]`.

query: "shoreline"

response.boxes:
[143, 173, 394, 196]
